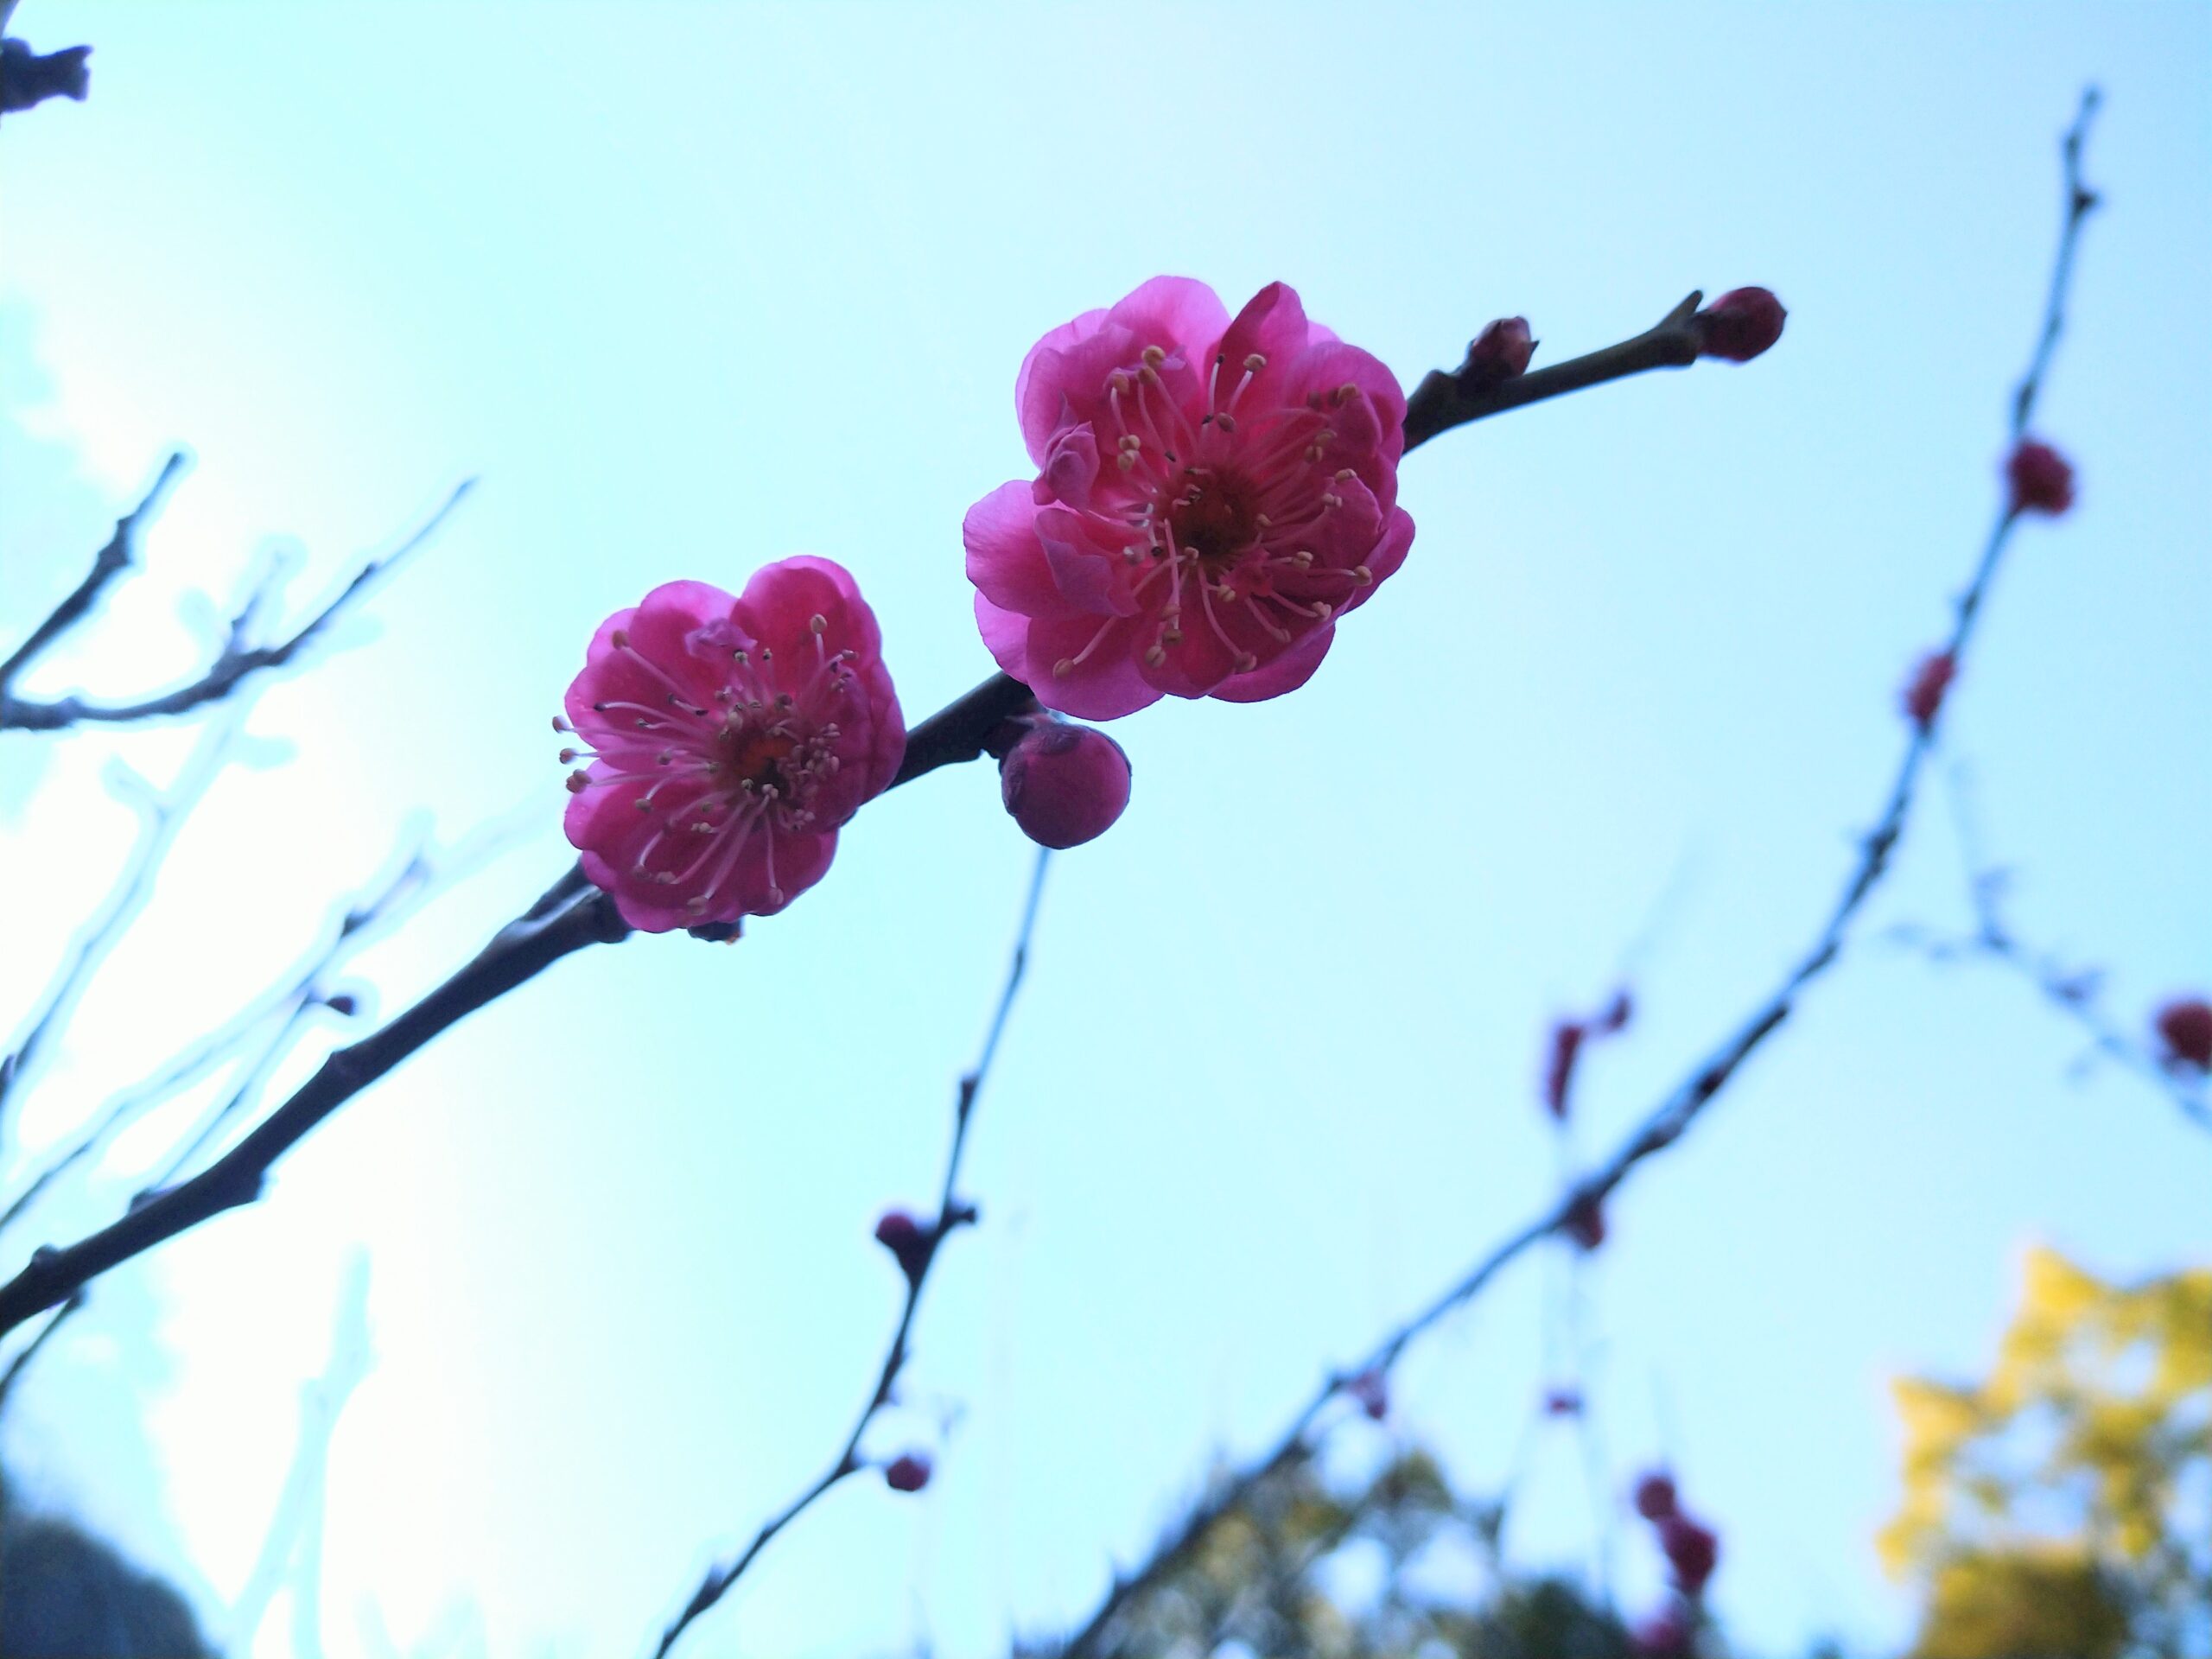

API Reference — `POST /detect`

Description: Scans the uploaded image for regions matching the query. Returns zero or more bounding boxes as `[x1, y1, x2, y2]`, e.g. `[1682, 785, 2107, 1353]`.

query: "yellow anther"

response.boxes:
[1243, 353, 1266, 372]
[810, 613, 827, 633]
[1141, 344, 1166, 366]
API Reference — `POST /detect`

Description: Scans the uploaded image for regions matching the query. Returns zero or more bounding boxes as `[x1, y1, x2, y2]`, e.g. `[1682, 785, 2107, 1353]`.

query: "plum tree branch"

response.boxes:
[1053, 85, 2102, 1658]
[0, 259, 1786, 1334]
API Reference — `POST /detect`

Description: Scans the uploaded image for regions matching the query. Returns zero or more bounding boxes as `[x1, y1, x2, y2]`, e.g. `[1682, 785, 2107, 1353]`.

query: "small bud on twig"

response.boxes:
[2005, 437, 2075, 517]
[883, 1452, 932, 1493]
[2153, 996, 2212, 1072]
[1465, 316, 1535, 385]
[1901, 650, 1956, 732]
[1693, 287, 1786, 363]
[874, 1208, 932, 1282]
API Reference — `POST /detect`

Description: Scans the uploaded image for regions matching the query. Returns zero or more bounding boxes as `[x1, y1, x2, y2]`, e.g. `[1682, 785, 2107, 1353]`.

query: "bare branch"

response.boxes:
[0, 476, 474, 734]
[1055, 86, 2104, 1659]
[652, 849, 1052, 1658]
[0, 452, 186, 701]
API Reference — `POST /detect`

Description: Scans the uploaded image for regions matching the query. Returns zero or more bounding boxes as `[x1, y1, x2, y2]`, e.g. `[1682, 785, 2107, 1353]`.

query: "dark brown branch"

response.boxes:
[1055, 86, 2102, 1659]
[0, 475, 474, 734]
[652, 849, 1052, 1658]
[0, 868, 626, 1338]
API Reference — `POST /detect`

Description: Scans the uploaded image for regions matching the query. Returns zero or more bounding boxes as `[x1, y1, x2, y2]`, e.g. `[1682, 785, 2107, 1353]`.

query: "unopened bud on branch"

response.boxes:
[999, 717, 1131, 849]
[2005, 438, 2075, 517]
[2154, 996, 2212, 1072]
[1346, 1368, 1389, 1421]
[1902, 650, 1956, 732]
[884, 1452, 932, 1493]
[1694, 287, 1786, 363]
[874, 1208, 932, 1282]
[1466, 316, 1535, 384]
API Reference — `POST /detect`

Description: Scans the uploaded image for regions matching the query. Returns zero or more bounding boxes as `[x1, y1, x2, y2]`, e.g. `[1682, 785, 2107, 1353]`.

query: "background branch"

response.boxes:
[0, 709, 253, 1147]
[0, 452, 184, 701]
[1055, 85, 2104, 1659]
[652, 849, 1052, 1657]
[0, 474, 474, 734]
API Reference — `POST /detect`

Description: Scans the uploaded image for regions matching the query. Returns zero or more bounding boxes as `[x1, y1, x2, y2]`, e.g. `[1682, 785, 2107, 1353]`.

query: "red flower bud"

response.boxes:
[884, 1452, 932, 1493]
[2154, 996, 2212, 1072]
[1633, 1471, 1679, 1521]
[2005, 438, 2075, 517]
[1564, 1192, 1607, 1252]
[1467, 316, 1535, 383]
[1902, 650, 1956, 731]
[1659, 1514, 1719, 1596]
[874, 1208, 932, 1281]
[1694, 287, 1785, 363]
[1346, 1368, 1389, 1421]
[999, 718, 1131, 849]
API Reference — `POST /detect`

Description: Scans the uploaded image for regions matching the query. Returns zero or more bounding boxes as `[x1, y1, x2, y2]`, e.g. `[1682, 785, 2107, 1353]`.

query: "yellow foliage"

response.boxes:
[1883, 1248, 2210, 1656]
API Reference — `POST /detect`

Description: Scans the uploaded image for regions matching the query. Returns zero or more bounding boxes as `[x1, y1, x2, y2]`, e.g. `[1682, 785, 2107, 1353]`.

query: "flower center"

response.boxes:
[1167, 468, 1258, 575]
[720, 723, 798, 793]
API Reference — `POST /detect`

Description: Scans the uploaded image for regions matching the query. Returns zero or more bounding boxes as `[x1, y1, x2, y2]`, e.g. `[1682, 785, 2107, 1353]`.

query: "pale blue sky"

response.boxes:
[1, 4, 2207, 1656]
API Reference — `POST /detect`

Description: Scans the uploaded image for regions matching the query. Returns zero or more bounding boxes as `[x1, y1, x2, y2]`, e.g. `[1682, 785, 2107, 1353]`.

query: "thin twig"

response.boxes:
[0, 454, 186, 699]
[1402, 291, 1708, 448]
[653, 849, 1052, 1658]
[0, 476, 474, 734]
[1891, 766, 2212, 1136]
[1054, 86, 2103, 1657]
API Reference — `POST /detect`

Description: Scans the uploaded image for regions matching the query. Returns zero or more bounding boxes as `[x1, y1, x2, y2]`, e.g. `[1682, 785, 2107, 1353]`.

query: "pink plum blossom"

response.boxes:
[966, 276, 1414, 719]
[558, 560, 904, 932]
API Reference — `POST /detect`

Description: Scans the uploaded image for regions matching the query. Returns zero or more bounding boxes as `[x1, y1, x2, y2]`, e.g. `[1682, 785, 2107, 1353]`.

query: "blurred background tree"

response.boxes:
[1879, 1248, 2212, 1659]
[1040, 1445, 1644, 1659]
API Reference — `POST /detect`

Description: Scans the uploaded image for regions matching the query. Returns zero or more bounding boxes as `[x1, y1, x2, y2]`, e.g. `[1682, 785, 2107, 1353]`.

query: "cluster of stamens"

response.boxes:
[1051, 343, 1378, 681]
[557, 615, 857, 913]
